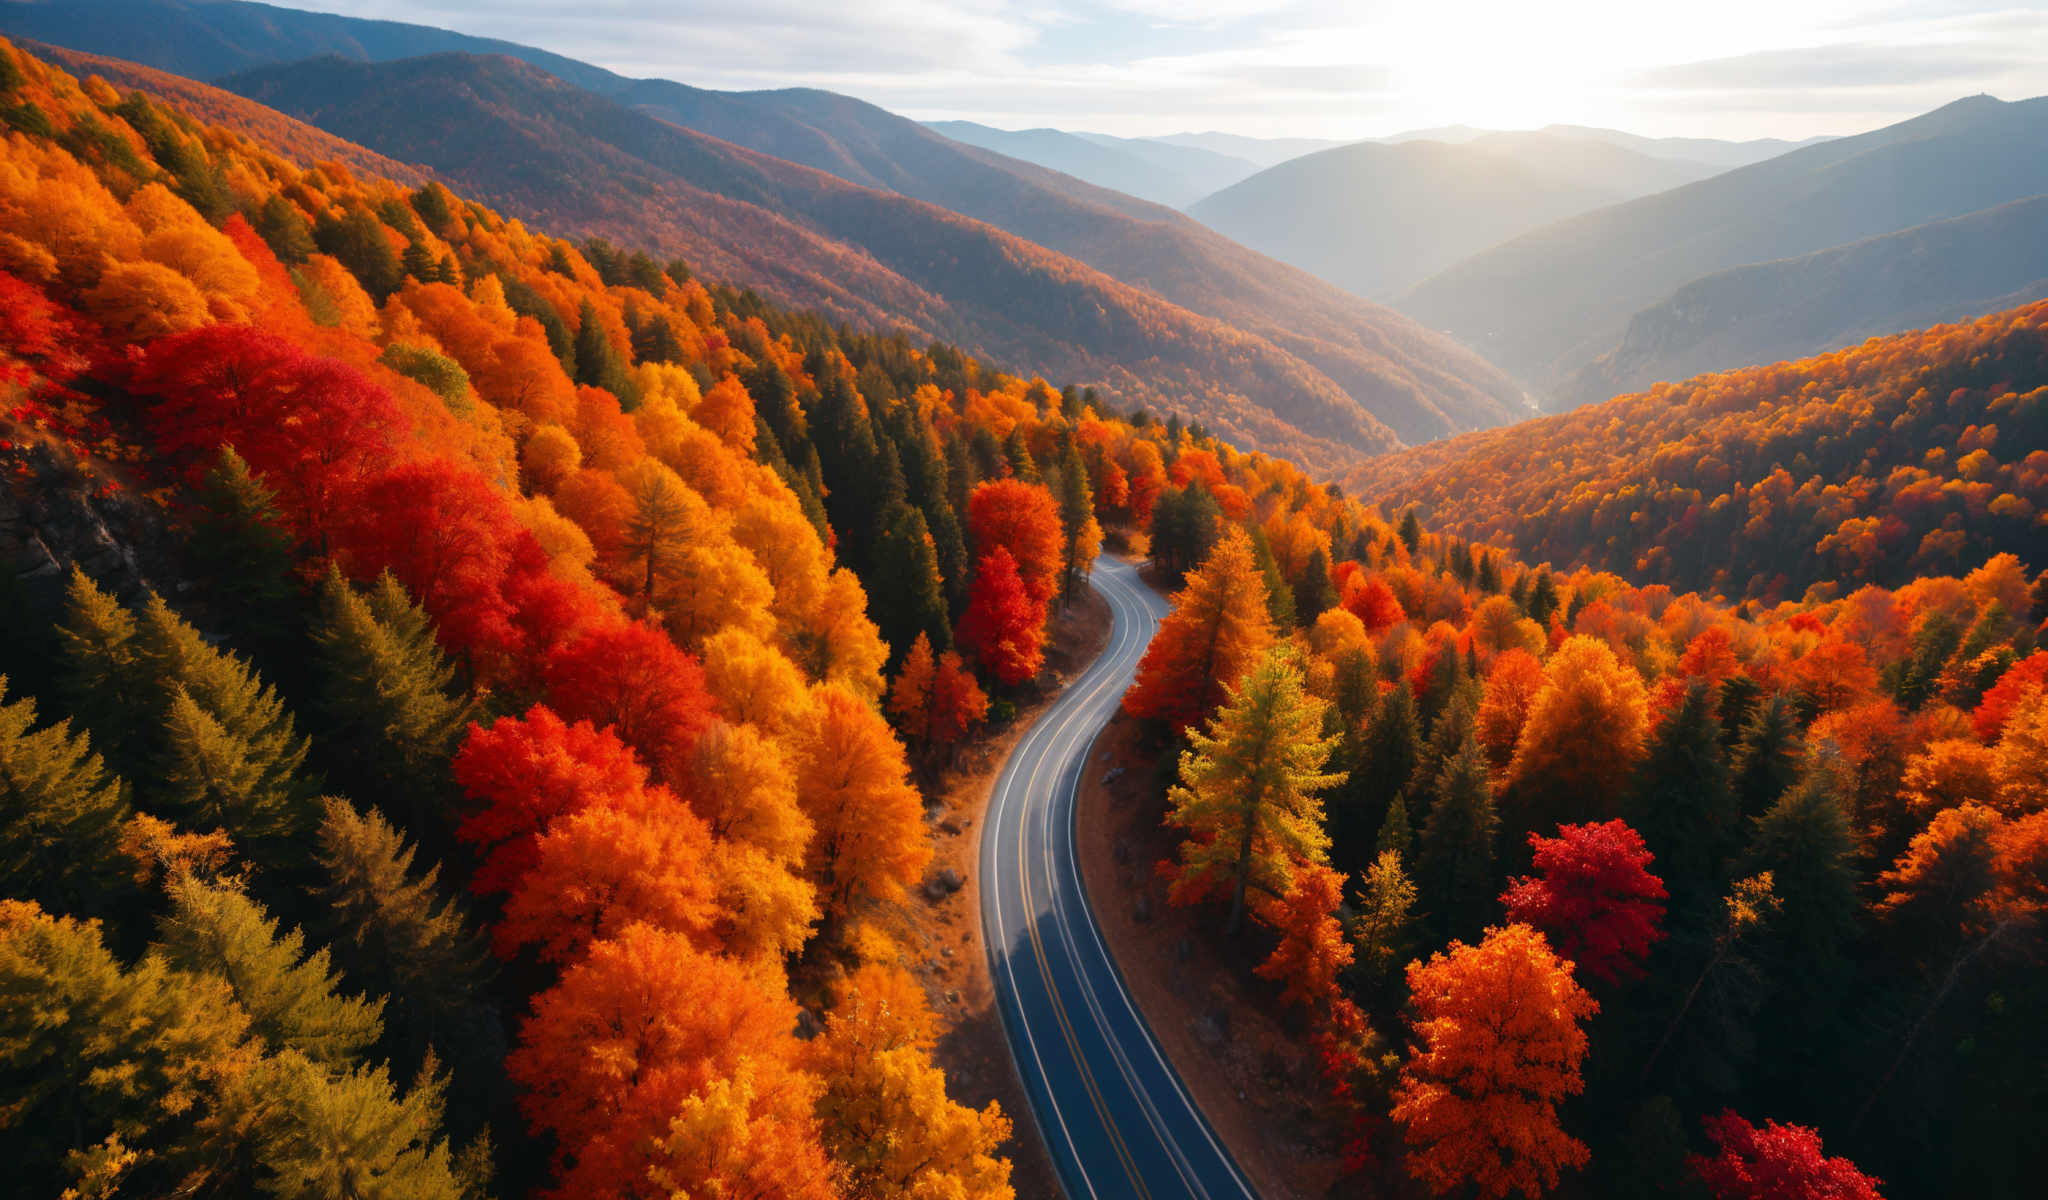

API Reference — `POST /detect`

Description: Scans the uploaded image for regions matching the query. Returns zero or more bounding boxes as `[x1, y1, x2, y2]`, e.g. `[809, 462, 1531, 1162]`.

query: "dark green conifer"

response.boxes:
[1416, 735, 1499, 944]
[1730, 693, 1803, 820]
[868, 504, 952, 664]
[186, 446, 298, 654]
[1627, 681, 1736, 916]
[309, 571, 472, 833]
[571, 298, 638, 408]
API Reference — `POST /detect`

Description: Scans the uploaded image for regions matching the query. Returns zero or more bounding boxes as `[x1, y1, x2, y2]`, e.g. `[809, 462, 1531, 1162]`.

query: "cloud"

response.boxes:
[276, 0, 2048, 139]
[1631, 43, 2032, 90]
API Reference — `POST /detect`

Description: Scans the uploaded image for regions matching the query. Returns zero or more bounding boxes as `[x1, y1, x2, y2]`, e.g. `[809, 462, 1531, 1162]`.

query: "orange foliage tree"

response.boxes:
[1124, 528, 1275, 731]
[1392, 923, 1598, 1200]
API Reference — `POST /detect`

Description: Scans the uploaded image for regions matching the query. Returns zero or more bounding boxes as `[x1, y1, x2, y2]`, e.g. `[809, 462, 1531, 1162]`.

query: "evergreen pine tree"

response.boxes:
[884, 409, 970, 619]
[56, 566, 147, 773]
[1350, 848, 1418, 996]
[807, 364, 900, 577]
[0, 678, 132, 915]
[1002, 425, 1039, 482]
[309, 570, 472, 835]
[1526, 569, 1561, 626]
[159, 687, 308, 853]
[1056, 436, 1098, 602]
[187, 446, 298, 657]
[215, 1050, 465, 1200]
[313, 799, 497, 1113]
[1330, 647, 1378, 741]
[1740, 749, 1862, 1111]
[0, 904, 252, 1197]
[1397, 507, 1423, 553]
[1248, 529, 1298, 629]
[1162, 649, 1343, 934]
[156, 873, 384, 1066]
[1730, 692, 1803, 820]
[1626, 681, 1736, 918]
[1294, 546, 1339, 624]
[1375, 791, 1414, 862]
[1416, 735, 1499, 944]
[134, 593, 314, 836]
[571, 298, 638, 408]
[869, 503, 952, 664]
[400, 240, 437, 283]
[254, 193, 316, 264]
[1331, 685, 1421, 880]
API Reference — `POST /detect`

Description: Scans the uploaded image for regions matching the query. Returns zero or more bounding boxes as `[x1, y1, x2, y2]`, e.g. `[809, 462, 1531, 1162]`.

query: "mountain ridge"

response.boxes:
[1190, 133, 1719, 299]
[1398, 91, 2048, 406]
[1561, 193, 2048, 406]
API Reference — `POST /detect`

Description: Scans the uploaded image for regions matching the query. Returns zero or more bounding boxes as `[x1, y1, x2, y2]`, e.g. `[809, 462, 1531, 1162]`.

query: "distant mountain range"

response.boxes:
[922, 122, 1259, 208]
[1399, 93, 2048, 408]
[7, 0, 1535, 471]
[914, 120, 1823, 215]
[1537, 124, 1836, 169]
[1146, 131, 1348, 168]
[1189, 133, 1721, 298]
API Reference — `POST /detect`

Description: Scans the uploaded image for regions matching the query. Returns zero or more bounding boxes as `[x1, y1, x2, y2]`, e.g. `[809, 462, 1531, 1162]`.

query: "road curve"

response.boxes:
[981, 555, 1259, 1200]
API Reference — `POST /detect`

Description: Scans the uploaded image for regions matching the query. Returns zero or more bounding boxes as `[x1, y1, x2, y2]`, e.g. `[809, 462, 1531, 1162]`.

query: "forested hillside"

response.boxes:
[0, 37, 1443, 1197]
[4, 0, 1535, 465]
[1348, 302, 2048, 603]
[1121, 424, 2048, 1200]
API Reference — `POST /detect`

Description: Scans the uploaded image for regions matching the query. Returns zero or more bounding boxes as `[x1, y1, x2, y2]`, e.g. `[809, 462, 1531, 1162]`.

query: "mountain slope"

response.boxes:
[1562, 194, 2048, 406]
[1346, 300, 2048, 601]
[214, 52, 1417, 470]
[2, 0, 1531, 456]
[924, 121, 1258, 208]
[0, 0, 619, 89]
[1539, 123, 1834, 168]
[542, 77, 1532, 445]
[1190, 134, 1716, 298]
[23, 38, 434, 186]
[1146, 130, 1345, 167]
[1401, 94, 2048, 404]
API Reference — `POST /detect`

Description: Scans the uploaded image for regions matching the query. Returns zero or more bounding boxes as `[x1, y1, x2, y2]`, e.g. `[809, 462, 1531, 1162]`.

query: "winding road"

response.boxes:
[980, 556, 1259, 1200]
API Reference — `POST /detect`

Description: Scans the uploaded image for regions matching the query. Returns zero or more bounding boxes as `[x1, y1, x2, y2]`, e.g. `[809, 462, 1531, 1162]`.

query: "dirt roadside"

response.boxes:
[1072, 649, 1349, 1196]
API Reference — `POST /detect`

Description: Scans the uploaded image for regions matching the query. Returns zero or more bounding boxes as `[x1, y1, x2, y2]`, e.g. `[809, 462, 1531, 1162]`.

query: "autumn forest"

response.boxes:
[0, 14, 2045, 1200]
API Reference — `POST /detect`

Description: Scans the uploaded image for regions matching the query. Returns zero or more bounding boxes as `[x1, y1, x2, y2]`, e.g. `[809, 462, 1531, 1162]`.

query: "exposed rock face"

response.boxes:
[1, 438, 175, 612]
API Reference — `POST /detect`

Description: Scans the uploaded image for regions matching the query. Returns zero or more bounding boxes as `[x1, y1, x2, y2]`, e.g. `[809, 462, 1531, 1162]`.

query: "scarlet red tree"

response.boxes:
[1689, 1110, 1885, 1200]
[1501, 819, 1668, 985]
[957, 547, 1044, 687]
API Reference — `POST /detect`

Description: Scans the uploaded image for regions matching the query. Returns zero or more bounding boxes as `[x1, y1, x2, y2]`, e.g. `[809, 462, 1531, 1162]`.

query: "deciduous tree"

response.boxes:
[1125, 528, 1274, 731]
[1392, 924, 1597, 1200]
[1502, 820, 1668, 986]
[1689, 1110, 1885, 1200]
[795, 684, 931, 916]
[957, 548, 1044, 687]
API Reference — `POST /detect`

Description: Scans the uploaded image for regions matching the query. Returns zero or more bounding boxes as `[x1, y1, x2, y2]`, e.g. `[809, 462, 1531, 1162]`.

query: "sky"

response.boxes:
[286, 1, 2048, 141]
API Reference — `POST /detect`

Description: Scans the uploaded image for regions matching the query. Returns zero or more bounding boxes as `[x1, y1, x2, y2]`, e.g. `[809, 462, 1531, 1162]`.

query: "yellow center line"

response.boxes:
[1022, 784, 1153, 1200]
[1018, 591, 1153, 1200]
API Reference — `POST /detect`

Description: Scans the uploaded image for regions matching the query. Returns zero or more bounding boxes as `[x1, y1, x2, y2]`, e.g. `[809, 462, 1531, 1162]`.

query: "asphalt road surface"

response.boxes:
[980, 555, 1260, 1200]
